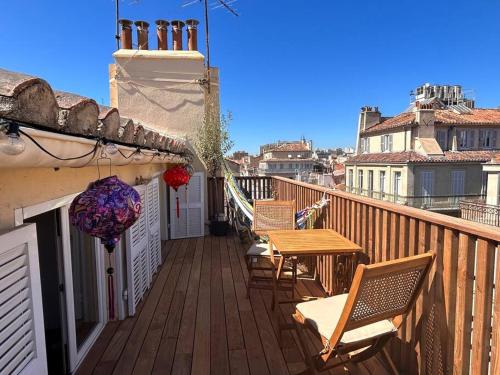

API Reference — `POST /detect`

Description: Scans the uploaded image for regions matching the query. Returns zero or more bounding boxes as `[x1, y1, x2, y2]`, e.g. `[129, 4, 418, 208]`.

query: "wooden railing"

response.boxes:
[460, 199, 500, 227]
[273, 176, 500, 375]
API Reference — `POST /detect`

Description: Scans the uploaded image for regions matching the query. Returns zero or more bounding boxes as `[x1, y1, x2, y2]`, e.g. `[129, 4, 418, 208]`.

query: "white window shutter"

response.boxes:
[0, 224, 47, 375]
[170, 172, 205, 239]
[147, 178, 162, 276]
[389, 135, 393, 151]
[125, 184, 150, 316]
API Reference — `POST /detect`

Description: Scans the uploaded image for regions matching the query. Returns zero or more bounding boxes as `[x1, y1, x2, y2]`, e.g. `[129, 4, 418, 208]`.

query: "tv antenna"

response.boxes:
[182, 0, 239, 92]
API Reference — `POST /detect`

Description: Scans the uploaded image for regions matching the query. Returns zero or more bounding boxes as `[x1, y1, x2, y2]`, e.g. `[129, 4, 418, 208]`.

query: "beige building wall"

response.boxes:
[366, 130, 406, 153]
[483, 163, 500, 206]
[346, 164, 409, 198]
[0, 163, 167, 230]
[110, 50, 219, 143]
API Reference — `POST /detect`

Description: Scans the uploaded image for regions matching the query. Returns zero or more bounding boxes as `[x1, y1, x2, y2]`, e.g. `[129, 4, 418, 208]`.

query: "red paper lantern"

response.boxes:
[163, 165, 192, 218]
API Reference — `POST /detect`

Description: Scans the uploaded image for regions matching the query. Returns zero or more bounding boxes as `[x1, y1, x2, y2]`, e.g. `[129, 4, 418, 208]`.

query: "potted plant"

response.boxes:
[195, 105, 233, 236]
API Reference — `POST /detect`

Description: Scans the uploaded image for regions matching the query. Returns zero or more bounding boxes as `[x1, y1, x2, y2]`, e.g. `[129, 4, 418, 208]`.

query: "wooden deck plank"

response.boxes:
[191, 236, 212, 375]
[210, 236, 230, 375]
[134, 238, 195, 374]
[228, 236, 270, 375]
[171, 237, 205, 375]
[93, 240, 182, 375]
[113, 239, 188, 375]
[78, 234, 391, 375]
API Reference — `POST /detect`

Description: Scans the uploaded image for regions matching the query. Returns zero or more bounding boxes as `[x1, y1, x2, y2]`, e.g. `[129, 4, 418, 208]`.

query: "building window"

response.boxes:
[360, 138, 370, 153]
[458, 129, 475, 149]
[381, 134, 393, 152]
[393, 171, 402, 202]
[368, 170, 374, 197]
[420, 171, 434, 206]
[436, 130, 447, 150]
[279, 164, 284, 169]
[380, 171, 386, 198]
[479, 130, 497, 149]
[358, 170, 364, 193]
[348, 170, 354, 192]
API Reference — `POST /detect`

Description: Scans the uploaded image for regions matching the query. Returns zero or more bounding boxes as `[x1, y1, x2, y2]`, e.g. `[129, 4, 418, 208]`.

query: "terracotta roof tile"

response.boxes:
[271, 143, 310, 152]
[361, 108, 500, 135]
[435, 109, 500, 125]
[361, 112, 415, 134]
[346, 152, 426, 164]
[346, 151, 500, 164]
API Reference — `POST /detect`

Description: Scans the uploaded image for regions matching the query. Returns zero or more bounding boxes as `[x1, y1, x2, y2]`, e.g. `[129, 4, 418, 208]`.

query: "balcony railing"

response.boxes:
[210, 175, 500, 373]
[271, 176, 500, 374]
[460, 199, 500, 227]
[346, 186, 484, 210]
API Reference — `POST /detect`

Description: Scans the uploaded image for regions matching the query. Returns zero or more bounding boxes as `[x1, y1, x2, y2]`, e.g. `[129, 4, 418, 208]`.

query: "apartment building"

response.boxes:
[257, 140, 317, 178]
[346, 83, 500, 213]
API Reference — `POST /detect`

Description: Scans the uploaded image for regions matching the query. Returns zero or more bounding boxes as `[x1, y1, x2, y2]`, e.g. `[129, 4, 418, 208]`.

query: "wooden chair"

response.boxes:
[246, 200, 295, 308]
[292, 252, 435, 374]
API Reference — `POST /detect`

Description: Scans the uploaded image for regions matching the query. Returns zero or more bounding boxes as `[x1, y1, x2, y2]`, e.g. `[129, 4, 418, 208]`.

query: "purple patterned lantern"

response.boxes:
[69, 176, 141, 320]
[69, 175, 142, 251]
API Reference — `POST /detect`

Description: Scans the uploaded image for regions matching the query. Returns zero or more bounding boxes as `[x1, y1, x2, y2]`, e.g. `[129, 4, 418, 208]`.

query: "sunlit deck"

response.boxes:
[77, 235, 390, 375]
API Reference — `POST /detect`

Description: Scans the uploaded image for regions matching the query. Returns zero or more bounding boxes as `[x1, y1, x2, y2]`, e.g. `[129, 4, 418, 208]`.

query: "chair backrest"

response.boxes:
[341, 252, 435, 333]
[252, 200, 295, 236]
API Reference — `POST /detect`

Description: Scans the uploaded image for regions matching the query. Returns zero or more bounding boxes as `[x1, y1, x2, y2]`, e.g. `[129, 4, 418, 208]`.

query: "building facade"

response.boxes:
[346, 83, 500, 213]
[257, 140, 318, 178]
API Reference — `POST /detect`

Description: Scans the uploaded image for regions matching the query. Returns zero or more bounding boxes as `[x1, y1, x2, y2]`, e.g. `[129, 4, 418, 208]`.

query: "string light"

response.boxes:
[104, 142, 119, 155]
[133, 148, 144, 161]
[0, 122, 26, 155]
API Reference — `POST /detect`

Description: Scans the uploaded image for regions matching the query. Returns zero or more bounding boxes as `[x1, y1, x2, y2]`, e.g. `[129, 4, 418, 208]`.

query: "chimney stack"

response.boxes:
[186, 19, 199, 51]
[119, 19, 133, 49]
[135, 21, 150, 50]
[155, 20, 169, 50]
[171, 20, 185, 51]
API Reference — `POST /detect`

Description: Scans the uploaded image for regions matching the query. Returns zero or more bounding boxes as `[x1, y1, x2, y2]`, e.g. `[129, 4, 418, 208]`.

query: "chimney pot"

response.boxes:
[119, 19, 133, 49]
[135, 21, 150, 50]
[171, 20, 185, 51]
[155, 20, 169, 50]
[186, 19, 200, 51]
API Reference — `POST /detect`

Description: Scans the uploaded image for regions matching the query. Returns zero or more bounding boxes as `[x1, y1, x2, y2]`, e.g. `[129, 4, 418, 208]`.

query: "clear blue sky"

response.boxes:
[1, 0, 499, 154]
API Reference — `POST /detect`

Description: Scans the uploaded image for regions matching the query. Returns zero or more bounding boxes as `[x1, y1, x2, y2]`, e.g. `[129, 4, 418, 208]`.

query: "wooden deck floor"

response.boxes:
[77, 235, 390, 375]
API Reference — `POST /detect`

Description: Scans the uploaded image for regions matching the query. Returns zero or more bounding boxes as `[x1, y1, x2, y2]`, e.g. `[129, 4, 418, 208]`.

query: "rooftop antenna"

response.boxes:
[115, 0, 120, 49]
[183, 0, 239, 92]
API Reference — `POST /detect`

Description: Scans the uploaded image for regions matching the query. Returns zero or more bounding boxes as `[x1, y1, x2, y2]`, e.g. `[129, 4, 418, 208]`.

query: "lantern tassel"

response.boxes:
[176, 195, 180, 218]
[108, 270, 115, 320]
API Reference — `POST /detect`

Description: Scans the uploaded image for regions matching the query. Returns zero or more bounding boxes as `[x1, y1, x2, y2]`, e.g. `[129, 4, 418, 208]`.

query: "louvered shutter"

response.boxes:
[147, 178, 162, 276]
[389, 135, 393, 151]
[125, 184, 150, 316]
[451, 170, 465, 196]
[0, 224, 47, 375]
[170, 172, 205, 239]
[492, 130, 497, 148]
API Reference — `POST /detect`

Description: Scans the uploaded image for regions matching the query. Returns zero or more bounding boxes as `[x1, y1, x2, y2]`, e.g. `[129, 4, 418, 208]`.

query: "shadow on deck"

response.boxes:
[77, 234, 390, 375]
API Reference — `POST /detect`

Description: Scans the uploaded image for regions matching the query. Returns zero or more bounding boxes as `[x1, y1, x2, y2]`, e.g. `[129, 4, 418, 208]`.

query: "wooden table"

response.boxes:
[267, 229, 362, 302]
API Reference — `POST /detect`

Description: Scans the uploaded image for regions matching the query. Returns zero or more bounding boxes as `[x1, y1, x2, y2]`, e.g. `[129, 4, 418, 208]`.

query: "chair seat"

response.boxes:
[296, 294, 397, 345]
[246, 242, 280, 257]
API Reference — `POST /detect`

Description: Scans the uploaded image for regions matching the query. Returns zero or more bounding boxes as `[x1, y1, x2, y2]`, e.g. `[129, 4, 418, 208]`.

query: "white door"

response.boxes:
[170, 172, 205, 239]
[0, 224, 48, 375]
[59, 207, 106, 372]
[125, 184, 150, 316]
[420, 171, 434, 206]
[147, 178, 162, 276]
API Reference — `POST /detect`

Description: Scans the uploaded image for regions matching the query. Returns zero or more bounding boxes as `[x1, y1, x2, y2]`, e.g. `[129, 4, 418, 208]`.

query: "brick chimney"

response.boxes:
[415, 104, 435, 138]
[171, 20, 185, 51]
[186, 19, 199, 51]
[135, 21, 149, 50]
[119, 19, 133, 49]
[359, 106, 381, 132]
[155, 20, 169, 50]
